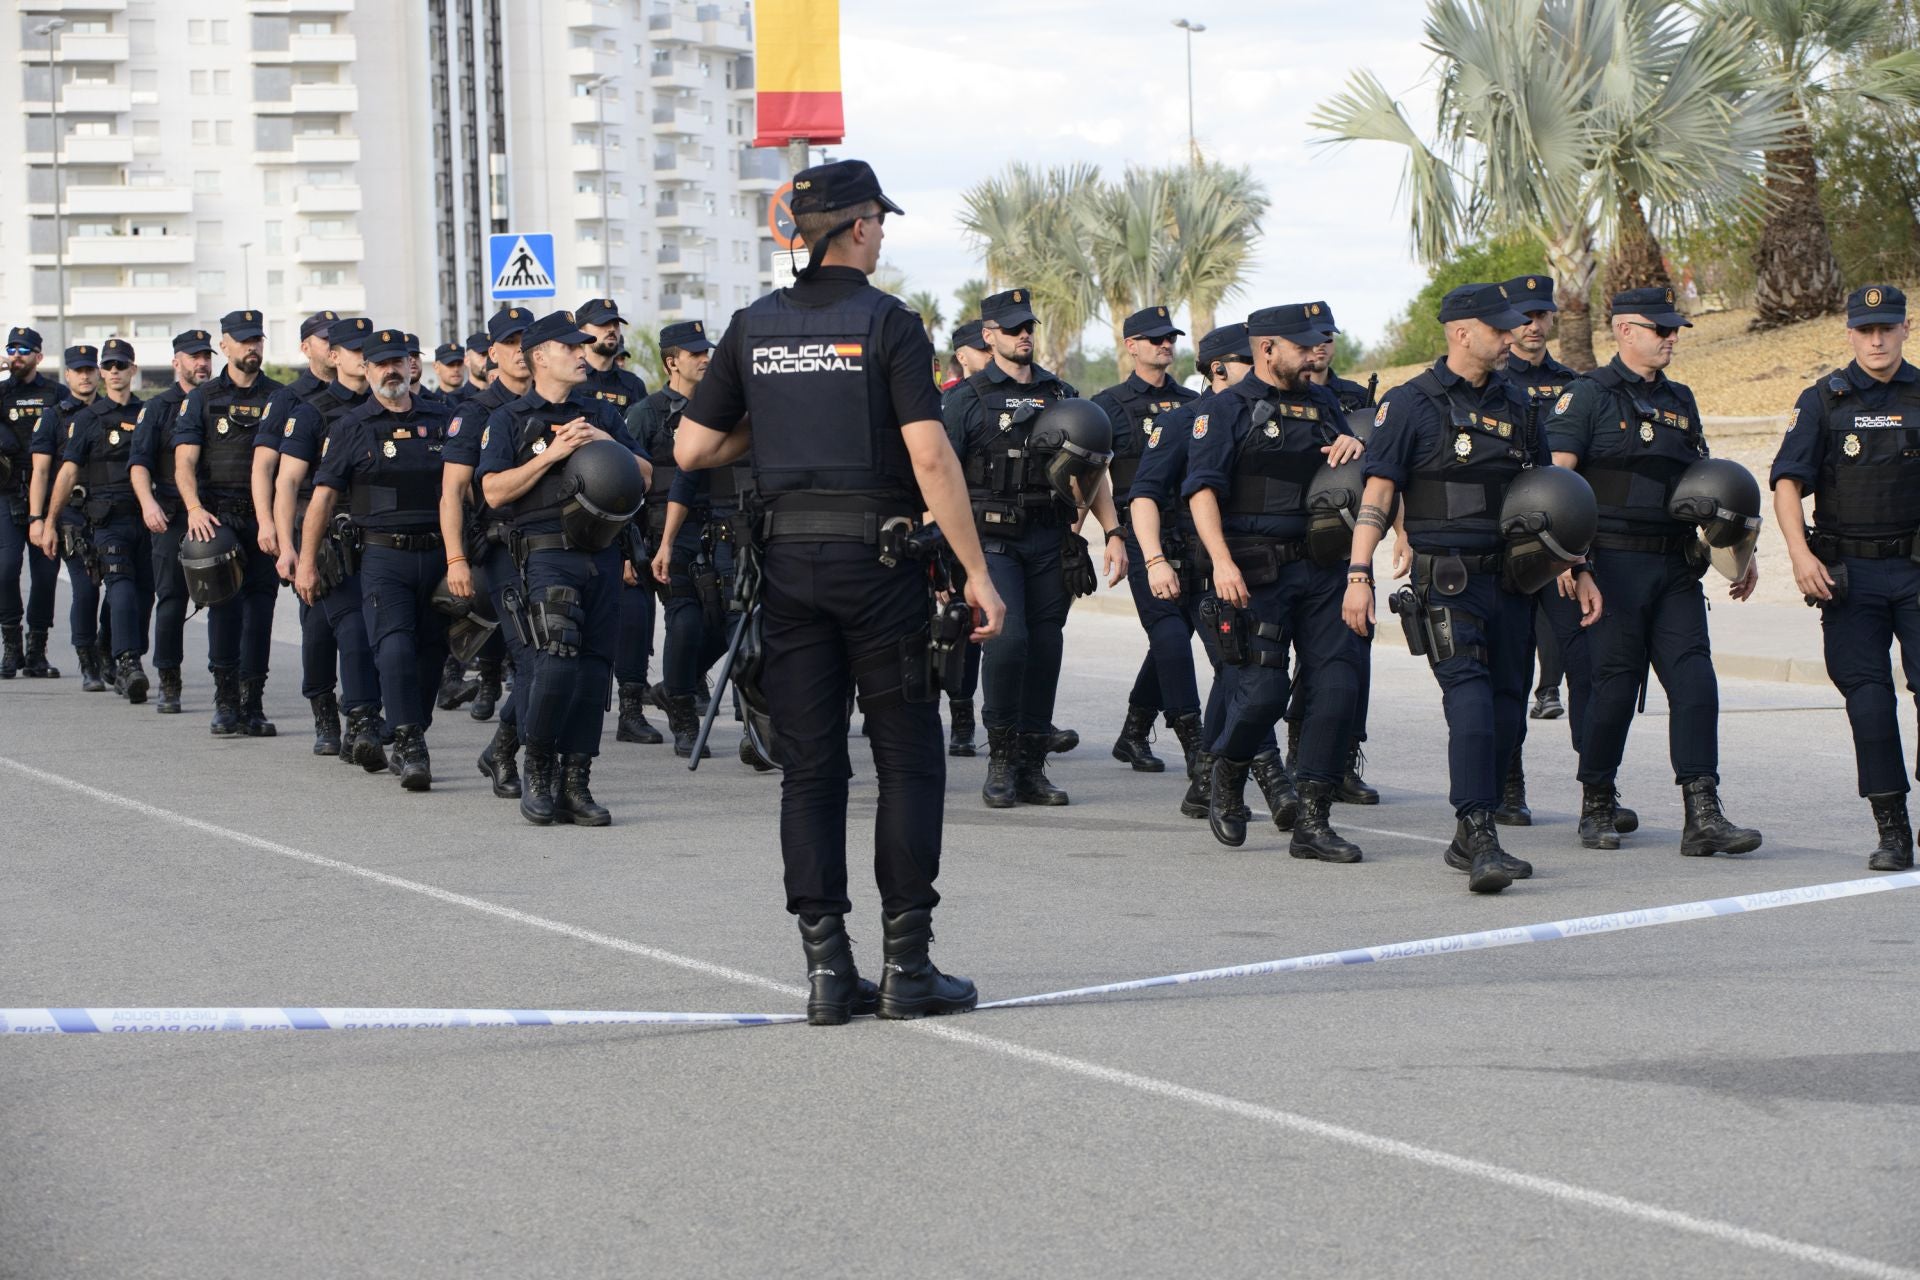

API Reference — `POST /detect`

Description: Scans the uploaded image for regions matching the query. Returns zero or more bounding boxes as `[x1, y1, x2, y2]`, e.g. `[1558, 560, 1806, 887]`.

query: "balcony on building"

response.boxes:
[652, 103, 702, 136]
[40, 33, 132, 62]
[648, 5, 704, 45]
[656, 244, 705, 277]
[286, 32, 356, 62]
[17, 0, 130, 11]
[292, 133, 360, 163]
[282, 0, 358, 13]
[574, 241, 608, 269]
[566, 95, 611, 126]
[290, 82, 358, 113]
[571, 143, 609, 172]
[294, 183, 363, 214]
[737, 145, 785, 192]
[572, 190, 610, 222]
[699, 4, 753, 52]
[567, 44, 618, 79]
[654, 195, 700, 229]
[564, 0, 616, 29]
[657, 291, 692, 321]
[648, 56, 703, 92]
[296, 283, 367, 313]
[49, 286, 199, 317]
[41, 83, 134, 114]
[295, 234, 365, 263]
[60, 185, 195, 216]
[61, 234, 197, 267]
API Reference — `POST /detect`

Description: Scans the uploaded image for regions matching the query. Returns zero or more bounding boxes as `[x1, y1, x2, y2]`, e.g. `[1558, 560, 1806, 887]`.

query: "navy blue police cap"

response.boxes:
[981, 288, 1038, 329]
[434, 342, 465, 365]
[465, 330, 490, 355]
[220, 309, 265, 341]
[364, 328, 410, 364]
[1438, 283, 1530, 330]
[402, 332, 422, 356]
[952, 320, 988, 352]
[487, 307, 534, 343]
[1502, 275, 1556, 314]
[300, 310, 341, 340]
[521, 309, 592, 352]
[789, 159, 904, 218]
[7, 326, 44, 353]
[1847, 284, 1907, 328]
[660, 320, 712, 354]
[64, 344, 99, 369]
[100, 338, 136, 366]
[1609, 286, 1692, 328]
[575, 298, 625, 327]
[1124, 305, 1183, 341]
[1197, 323, 1252, 366]
[1307, 301, 1343, 335]
[1247, 302, 1335, 347]
[172, 329, 214, 355]
[327, 317, 372, 350]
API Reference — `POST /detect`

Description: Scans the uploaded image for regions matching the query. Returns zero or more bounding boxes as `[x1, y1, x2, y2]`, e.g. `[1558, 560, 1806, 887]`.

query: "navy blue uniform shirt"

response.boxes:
[1185, 373, 1352, 539]
[1770, 359, 1920, 492]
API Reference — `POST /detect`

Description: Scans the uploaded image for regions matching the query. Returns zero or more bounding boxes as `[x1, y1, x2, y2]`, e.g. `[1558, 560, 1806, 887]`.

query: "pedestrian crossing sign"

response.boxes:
[488, 233, 556, 301]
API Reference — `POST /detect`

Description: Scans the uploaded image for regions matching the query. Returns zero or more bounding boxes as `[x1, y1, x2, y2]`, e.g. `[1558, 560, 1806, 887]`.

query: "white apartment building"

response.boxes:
[1, 0, 785, 379]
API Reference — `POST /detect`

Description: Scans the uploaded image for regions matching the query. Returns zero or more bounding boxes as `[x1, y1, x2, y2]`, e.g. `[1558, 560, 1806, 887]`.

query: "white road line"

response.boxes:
[5, 753, 1912, 1280]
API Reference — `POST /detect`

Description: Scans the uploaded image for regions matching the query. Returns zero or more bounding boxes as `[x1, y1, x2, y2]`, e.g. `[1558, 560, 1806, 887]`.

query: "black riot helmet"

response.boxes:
[1344, 406, 1380, 443]
[1307, 458, 1369, 569]
[1669, 457, 1762, 581]
[558, 438, 645, 551]
[431, 565, 498, 664]
[179, 524, 246, 608]
[1499, 465, 1597, 594]
[732, 603, 781, 770]
[1029, 399, 1114, 507]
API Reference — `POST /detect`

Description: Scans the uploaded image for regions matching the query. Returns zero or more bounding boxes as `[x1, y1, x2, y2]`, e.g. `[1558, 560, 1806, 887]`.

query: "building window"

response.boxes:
[264, 221, 282, 252]
[262, 170, 284, 205]
[189, 19, 208, 43]
[306, 268, 344, 286]
[131, 270, 172, 288]
[294, 20, 333, 36]
[213, 70, 231, 94]
[215, 121, 233, 146]
[577, 271, 601, 291]
[306, 217, 348, 236]
[133, 321, 168, 338]
[266, 269, 285, 305]
[211, 20, 229, 43]
[306, 168, 345, 186]
[132, 69, 158, 95]
[196, 270, 226, 294]
[191, 72, 209, 94]
[130, 20, 157, 55]
[193, 170, 220, 192]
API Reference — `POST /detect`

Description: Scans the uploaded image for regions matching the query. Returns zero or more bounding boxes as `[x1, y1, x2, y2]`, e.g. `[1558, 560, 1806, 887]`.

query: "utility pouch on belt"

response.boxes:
[620, 522, 648, 580]
[1062, 529, 1098, 598]
[501, 582, 533, 649]
[312, 531, 346, 601]
[898, 624, 937, 705]
[1808, 558, 1848, 608]
[1387, 587, 1428, 658]
[692, 554, 724, 634]
[929, 597, 971, 696]
[1201, 597, 1250, 666]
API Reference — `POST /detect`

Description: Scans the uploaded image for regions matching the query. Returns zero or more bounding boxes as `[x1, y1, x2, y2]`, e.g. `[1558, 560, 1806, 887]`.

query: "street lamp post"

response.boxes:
[35, 19, 69, 353]
[1172, 18, 1206, 167]
[583, 73, 615, 294]
[238, 241, 252, 304]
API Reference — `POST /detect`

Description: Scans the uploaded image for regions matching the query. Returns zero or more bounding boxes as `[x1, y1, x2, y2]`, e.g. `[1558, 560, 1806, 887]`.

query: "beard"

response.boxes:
[7, 357, 35, 380]
[594, 334, 620, 358]
[1003, 347, 1032, 367]
[233, 352, 263, 374]
[377, 375, 407, 399]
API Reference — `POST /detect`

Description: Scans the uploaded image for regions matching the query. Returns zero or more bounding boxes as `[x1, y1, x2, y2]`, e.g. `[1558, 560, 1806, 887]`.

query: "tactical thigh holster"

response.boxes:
[1198, 597, 1287, 669]
[528, 585, 585, 657]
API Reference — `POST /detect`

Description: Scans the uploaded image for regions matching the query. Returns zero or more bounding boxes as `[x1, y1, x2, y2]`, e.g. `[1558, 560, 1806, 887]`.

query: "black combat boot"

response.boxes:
[477, 721, 523, 799]
[982, 726, 1018, 808]
[1250, 749, 1298, 831]
[1611, 792, 1640, 834]
[436, 656, 475, 711]
[1180, 750, 1214, 819]
[92, 640, 113, 685]
[1679, 777, 1762, 857]
[1867, 793, 1914, 872]
[1110, 705, 1165, 772]
[309, 692, 342, 756]
[1531, 688, 1564, 720]
[0, 624, 19, 678]
[78, 647, 106, 692]
[392, 724, 432, 792]
[738, 731, 776, 772]
[1208, 757, 1253, 848]
[1495, 752, 1532, 826]
[21, 630, 59, 678]
[1015, 732, 1069, 805]
[664, 693, 708, 758]
[239, 678, 275, 736]
[115, 655, 149, 704]
[616, 681, 663, 743]
[1291, 779, 1363, 863]
[1443, 811, 1516, 894]
[155, 666, 182, 714]
[209, 666, 241, 736]
[519, 749, 558, 825]
[1578, 782, 1620, 849]
[947, 698, 976, 758]
[797, 914, 881, 1026]
[469, 659, 503, 722]
[1168, 711, 1205, 782]
[346, 709, 389, 773]
[1047, 725, 1079, 754]
[1335, 737, 1378, 804]
[876, 908, 977, 1020]
[555, 753, 611, 826]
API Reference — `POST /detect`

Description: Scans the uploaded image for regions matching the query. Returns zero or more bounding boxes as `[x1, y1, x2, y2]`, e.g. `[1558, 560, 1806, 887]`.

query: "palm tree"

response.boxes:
[903, 290, 944, 338]
[624, 325, 663, 391]
[1076, 167, 1178, 376]
[953, 278, 989, 325]
[1165, 163, 1270, 343]
[1314, 0, 1786, 370]
[1706, 0, 1920, 328]
[958, 162, 1103, 370]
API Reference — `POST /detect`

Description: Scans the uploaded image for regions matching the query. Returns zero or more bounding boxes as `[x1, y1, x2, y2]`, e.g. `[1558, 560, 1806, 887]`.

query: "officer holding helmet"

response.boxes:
[477, 308, 650, 828]
[1345, 283, 1601, 893]
[946, 287, 1125, 808]
[1550, 286, 1761, 858]
[675, 159, 1006, 1024]
[1185, 304, 1367, 860]
[1772, 284, 1920, 871]
[299, 328, 454, 791]
[129, 327, 216, 713]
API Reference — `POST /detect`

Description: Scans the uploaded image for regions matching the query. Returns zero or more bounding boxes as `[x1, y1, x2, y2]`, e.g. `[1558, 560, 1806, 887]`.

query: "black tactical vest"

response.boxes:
[1223, 397, 1336, 517]
[639, 389, 685, 505]
[1401, 370, 1528, 542]
[1102, 380, 1193, 498]
[1813, 374, 1920, 537]
[1, 377, 59, 494]
[197, 374, 282, 493]
[960, 368, 1077, 529]
[135, 387, 188, 497]
[1574, 365, 1702, 533]
[81, 399, 142, 496]
[299, 388, 372, 497]
[349, 414, 446, 531]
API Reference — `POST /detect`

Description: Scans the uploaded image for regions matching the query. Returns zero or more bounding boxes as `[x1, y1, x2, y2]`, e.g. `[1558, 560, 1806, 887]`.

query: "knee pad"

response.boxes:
[531, 585, 584, 657]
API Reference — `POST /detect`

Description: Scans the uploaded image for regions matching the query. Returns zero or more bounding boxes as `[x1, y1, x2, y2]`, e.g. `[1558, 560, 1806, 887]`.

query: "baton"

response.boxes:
[687, 605, 749, 771]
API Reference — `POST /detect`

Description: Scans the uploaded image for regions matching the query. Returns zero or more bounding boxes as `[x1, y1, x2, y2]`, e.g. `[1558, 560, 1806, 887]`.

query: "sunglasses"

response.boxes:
[101, 361, 132, 371]
[1137, 334, 1177, 346]
[993, 323, 1035, 337]
[1624, 320, 1679, 339]
[5, 346, 36, 356]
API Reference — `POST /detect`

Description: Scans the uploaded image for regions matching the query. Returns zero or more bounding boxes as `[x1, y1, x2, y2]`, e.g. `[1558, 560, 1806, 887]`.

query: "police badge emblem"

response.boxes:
[382, 441, 397, 459]
[108, 431, 120, 446]
[1867, 288, 1884, 308]
[1844, 433, 1862, 458]
[998, 412, 1012, 430]
[1141, 416, 1155, 434]
[1454, 432, 1472, 458]
[215, 417, 230, 435]
[1497, 421, 1511, 438]
[1639, 422, 1655, 443]
[1192, 414, 1208, 440]
[1264, 423, 1280, 438]
[531, 439, 547, 455]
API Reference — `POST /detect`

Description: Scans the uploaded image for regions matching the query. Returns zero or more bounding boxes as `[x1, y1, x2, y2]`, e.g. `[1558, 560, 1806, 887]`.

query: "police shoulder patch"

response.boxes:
[1191, 414, 1208, 440]
[448, 417, 462, 437]
[1147, 425, 1162, 449]
[480, 426, 490, 449]
[1787, 407, 1799, 431]
[1553, 391, 1573, 415]
[1373, 402, 1389, 429]
[283, 421, 295, 437]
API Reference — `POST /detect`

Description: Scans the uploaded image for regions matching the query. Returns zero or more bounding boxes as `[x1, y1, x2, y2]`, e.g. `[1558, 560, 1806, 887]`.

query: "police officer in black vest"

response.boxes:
[1773, 285, 1919, 870]
[478, 309, 650, 828]
[1550, 286, 1761, 858]
[275, 317, 381, 763]
[1093, 305, 1199, 773]
[443, 307, 537, 799]
[1186, 304, 1368, 860]
[300, 328, 455, 791]
[1303, 301, 1374, 412]
[431, 342, 475, 404]
[945, 287, 1125, 807]
[174, 309, 286, 737]
[676, 159, 1005, 1023]
[576, 297, 650, 413]
[0, 325, 62, 679]
[1347, 283, 1599, 893]
[31, 345, 103, 683]
[129, 328, 215, 713]
[41, 339, 150, 702]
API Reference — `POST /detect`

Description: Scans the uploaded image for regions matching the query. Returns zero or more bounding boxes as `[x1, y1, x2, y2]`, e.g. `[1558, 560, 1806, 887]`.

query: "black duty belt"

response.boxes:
[764, 509, 913, 545]
[517, 532, 571, 556]
[1413, 550, 1503, 578]
[362, 530, 444, 551]
[1592, 531, 1694, 555]
[1810, 531, 1917, 560]
[1222, 536, 1309, 586]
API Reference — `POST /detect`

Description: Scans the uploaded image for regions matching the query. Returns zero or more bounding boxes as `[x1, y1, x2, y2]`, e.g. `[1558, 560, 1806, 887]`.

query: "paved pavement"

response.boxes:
[3, 596, 1917, 1280]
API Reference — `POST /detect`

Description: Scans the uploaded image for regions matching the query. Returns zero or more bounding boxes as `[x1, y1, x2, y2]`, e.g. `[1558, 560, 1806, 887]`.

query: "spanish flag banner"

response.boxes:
[753, 0, 844, 147]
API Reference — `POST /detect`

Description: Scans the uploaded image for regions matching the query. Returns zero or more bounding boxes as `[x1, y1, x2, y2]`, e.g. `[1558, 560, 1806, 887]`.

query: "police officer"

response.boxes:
[626, 320, 722, 756]
[0, 326, 63, 679]
[1550, 286, 1761, 857]
[1345, 283, 1597, 893]
[938, 319, 994, 755]
[299, 328, 454, 791]
[464, 331, 492, 392]
[443, 307, 537, 799]
[1094, 305, 1199, 773]
[945, 287, 1125, 807]
[1303, 302, 1375, 412]
[432, 342, 474, 403]
[274, 316, 380, 763]
[1772, 285, 1918, 868]
[950, 320, 991, 383]
[129, 328, 214, 713]
[174, 309, 285, 737]
[477, 308, 650, 827]
[31, 345, 104, 683]
[40, 339, 151, 702]
[575, 298, 650, 413]
[675, 158, 1004, 1022]
[1186, 305, 1368, 860]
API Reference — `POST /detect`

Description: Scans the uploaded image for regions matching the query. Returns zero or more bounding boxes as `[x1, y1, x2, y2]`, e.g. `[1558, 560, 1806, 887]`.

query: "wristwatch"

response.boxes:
[1104, 527, 1123, 541]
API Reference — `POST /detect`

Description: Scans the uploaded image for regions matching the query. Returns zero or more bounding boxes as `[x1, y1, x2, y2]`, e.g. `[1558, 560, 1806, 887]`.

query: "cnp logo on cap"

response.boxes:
[1867, 287, 1885, 307]
[794, 179, 812, 190]
[1526, 278, 1538, 289]
[693, 322, 704, 333]
[1012, 290, 1023, 302]
[381, 331, 394, 341]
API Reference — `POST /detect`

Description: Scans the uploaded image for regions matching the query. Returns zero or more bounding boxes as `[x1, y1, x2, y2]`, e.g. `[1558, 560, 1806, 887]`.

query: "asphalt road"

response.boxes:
[3, 600, 1917, 1280]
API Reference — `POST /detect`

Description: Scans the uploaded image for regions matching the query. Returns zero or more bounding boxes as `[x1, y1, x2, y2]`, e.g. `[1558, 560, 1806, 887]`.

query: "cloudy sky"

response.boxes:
[829, 0, 1441, 349]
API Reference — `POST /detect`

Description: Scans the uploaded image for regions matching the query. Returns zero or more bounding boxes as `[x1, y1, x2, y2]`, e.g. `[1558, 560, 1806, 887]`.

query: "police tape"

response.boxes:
[0, 1007, 804, 1034]
[8, 871, 1918, 1034]
[977, 869, 1920, 1010]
